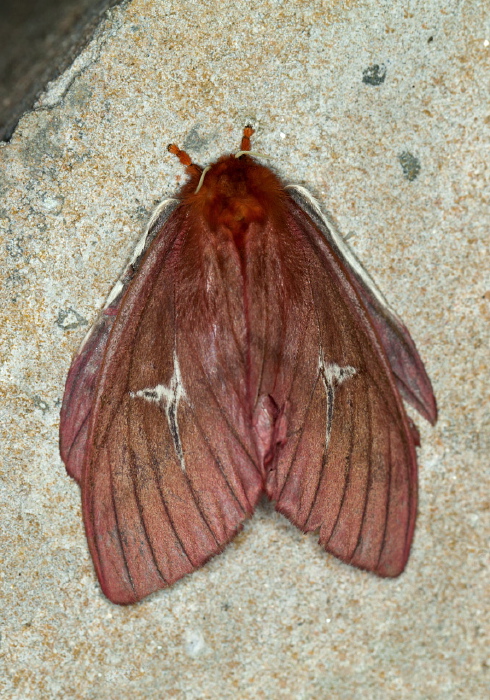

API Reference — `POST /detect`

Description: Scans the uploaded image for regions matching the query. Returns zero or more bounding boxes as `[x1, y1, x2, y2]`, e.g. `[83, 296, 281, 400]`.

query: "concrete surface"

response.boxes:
[0, 0, 488, 698]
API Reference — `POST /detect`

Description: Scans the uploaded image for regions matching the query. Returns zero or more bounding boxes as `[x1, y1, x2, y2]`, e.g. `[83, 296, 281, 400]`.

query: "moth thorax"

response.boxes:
[214, 194, 266, 243]
[194, 157, 274, 244]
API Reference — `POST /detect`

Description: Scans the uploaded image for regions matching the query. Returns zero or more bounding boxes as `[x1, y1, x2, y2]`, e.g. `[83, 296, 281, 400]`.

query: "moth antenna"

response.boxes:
[240, 125, 255, 151]
[234, 150, 272, 160]
[194, 166, 212, 194]
[236, 125, 271, 160]
[167, 143, 202, 178]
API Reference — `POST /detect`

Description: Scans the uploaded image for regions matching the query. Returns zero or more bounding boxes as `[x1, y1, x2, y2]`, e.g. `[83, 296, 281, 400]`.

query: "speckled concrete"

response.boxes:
[0, 1, 488, 698]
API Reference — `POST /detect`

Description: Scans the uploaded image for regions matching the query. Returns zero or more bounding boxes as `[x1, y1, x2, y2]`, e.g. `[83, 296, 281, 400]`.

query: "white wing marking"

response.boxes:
[130, 352, 187, 471]
[319, 352, 356, 450]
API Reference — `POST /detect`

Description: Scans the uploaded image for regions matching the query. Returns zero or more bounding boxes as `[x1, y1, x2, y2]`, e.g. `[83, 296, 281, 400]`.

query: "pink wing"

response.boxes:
[80, 208, 263, 604]
[259, 198, 426, 576]
[60, 310, 117, 482]
[288, 186, 437, 425]
[60, 201, 177, 482]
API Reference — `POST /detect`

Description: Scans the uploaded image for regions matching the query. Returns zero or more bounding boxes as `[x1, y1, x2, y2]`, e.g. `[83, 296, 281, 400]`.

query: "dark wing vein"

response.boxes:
[276, 370, 322, 504]
[66, 408, 90, 463]
[252, 237, 268, 408]
[128, 442, 168, 584]
[323, 391, 356, 546]
[180, 465, 221, 548]
[304, 445, 329, 528]
[106, 436, 136, 595]
[186, 339, 260, 475]
[376, 423, 393, 569]
[187, 403, 249, 515]
[147, 451, 193, 566]
[350, 382, 373, 561]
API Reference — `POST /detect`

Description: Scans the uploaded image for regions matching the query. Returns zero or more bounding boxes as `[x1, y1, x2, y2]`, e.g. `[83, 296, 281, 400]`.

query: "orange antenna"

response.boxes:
[240, 125, 254, 152]
[167, 143, 201, 177]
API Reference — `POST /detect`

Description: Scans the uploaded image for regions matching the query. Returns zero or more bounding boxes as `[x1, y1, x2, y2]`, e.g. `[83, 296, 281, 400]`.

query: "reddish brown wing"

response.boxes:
[82, 208, 263, 604]
[263, 199, 421, 577]
[60, 310, 116, 483]
[287, 185, 437, 425]
[60, 201, 178, 482]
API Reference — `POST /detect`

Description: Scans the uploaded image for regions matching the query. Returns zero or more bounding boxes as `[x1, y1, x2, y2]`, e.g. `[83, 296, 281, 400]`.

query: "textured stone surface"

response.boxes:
[0, 0, 488, 698]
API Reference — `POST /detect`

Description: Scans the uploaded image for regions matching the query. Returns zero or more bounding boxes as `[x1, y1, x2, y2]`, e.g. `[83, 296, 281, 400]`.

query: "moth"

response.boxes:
[60, 127, 437, 604]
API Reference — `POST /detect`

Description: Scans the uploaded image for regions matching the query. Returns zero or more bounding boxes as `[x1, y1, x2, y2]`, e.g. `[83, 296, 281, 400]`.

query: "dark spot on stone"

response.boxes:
[33, 395, 50, 413]
[398, 151, 421, 181]
[183, 125, 213, 152]
[362, 64, 386, 86]
[6, 237, 25, 261]
[56, 307, 88, 331]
